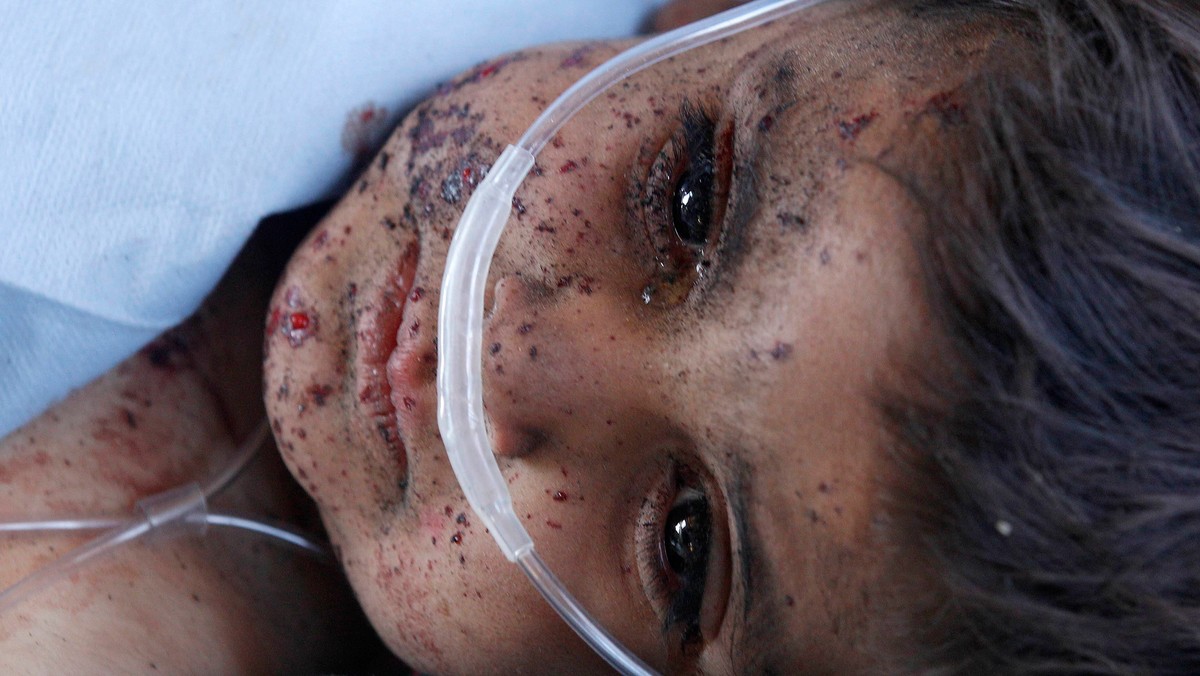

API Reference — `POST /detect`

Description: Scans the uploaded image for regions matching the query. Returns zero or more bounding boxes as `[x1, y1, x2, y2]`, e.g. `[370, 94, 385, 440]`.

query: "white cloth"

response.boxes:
[0, 1, 660, 439]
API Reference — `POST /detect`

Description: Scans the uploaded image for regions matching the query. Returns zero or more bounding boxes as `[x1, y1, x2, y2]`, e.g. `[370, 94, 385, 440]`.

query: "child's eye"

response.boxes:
[670, 107, 717, 248]
[638, 478, 717, 653]
[636, 101, 731, 306]
[662, 486, 712, 643]
[635, 463, 732, 660]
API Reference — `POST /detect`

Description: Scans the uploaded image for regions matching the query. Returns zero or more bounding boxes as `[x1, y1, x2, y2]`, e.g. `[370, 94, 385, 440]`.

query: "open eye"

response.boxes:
[635, 460, 732, 661]
[663, 486, 712, 643]
[636, 102, 733, 306]
[670, 107, 717, 249]
[665, 488, 711, 580]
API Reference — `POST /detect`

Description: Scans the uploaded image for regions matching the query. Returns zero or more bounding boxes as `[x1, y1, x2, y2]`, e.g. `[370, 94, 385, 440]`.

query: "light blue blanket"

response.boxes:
[0, 0, 660, 438]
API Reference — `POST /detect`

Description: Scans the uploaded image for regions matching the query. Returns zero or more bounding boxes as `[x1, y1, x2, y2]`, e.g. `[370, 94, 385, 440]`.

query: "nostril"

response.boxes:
[486, 421, 547, 458]
[480, 273, 568, 460]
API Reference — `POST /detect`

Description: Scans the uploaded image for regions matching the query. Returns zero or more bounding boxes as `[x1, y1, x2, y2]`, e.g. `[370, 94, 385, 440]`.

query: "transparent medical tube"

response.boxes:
[437, 0, 826, 672]
[0, 420, 328, 615]
[203, 514, 327, 557]
[0, 512, 327, 555]
[0, 516, 125, 532]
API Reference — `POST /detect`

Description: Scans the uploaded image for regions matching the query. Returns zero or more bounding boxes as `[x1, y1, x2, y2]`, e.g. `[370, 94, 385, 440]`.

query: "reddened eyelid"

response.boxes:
[709, 117, 736, 239]
[698, 490, 731, 644]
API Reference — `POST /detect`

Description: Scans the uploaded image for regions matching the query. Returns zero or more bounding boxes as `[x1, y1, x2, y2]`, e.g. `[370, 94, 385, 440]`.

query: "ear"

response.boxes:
[651, 0, 748, 32]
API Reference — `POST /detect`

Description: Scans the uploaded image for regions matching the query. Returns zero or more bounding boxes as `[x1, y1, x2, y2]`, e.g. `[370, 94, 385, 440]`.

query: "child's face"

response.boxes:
[264, 1, 983, 671]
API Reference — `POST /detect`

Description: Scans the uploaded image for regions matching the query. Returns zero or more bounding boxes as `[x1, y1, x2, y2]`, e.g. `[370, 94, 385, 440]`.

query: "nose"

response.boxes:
[481, 274, 655, 459]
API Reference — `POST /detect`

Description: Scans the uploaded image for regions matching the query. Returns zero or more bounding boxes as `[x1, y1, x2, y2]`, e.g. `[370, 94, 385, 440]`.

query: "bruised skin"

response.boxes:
[265, 49, 621, 673]
[265, 2, 1002, 673]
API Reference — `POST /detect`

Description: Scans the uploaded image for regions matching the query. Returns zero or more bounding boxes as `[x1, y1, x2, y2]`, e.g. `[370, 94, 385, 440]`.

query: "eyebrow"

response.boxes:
[725, 456, 797, 673]
[710, 54, 804, 295]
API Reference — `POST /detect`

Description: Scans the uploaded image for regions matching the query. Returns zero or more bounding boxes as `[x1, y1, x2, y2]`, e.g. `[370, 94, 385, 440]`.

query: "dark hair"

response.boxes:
[886, 0, 1200, 673]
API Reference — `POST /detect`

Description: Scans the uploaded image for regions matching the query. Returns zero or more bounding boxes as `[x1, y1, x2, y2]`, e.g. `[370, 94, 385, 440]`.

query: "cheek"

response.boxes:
[330, 499, 614, 673]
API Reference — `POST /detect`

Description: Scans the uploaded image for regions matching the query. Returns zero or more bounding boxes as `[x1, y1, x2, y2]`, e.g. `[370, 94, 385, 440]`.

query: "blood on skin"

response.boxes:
[267, 307, 282, 335]
[283, 311, 316, 348]
[435, 57, 514, 96]
[770, 341, 794, 361]
[306, 383, 334, 407]
[358, 241, 418, 463]
[926, 90, 966, 125]
[836, 110, 879, 141]
[559, 45, 594, 69]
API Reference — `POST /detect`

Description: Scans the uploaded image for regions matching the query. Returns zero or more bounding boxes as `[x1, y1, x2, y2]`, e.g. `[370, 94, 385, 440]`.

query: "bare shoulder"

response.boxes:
[0, 208, 382, 672]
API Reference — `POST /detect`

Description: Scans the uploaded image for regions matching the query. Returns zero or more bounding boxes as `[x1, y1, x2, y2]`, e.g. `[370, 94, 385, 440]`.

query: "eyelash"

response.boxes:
[671, 103, 719, 247]
[638, 461, 713, 648]
[638, 101, 730, 304]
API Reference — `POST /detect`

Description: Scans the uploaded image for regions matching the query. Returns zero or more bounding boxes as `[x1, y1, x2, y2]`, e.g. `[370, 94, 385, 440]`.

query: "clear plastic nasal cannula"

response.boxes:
[436, 0, 826, 672]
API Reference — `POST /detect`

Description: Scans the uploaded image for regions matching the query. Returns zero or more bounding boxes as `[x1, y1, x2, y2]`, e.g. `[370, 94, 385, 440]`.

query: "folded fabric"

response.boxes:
[0, 0, 661, 439]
